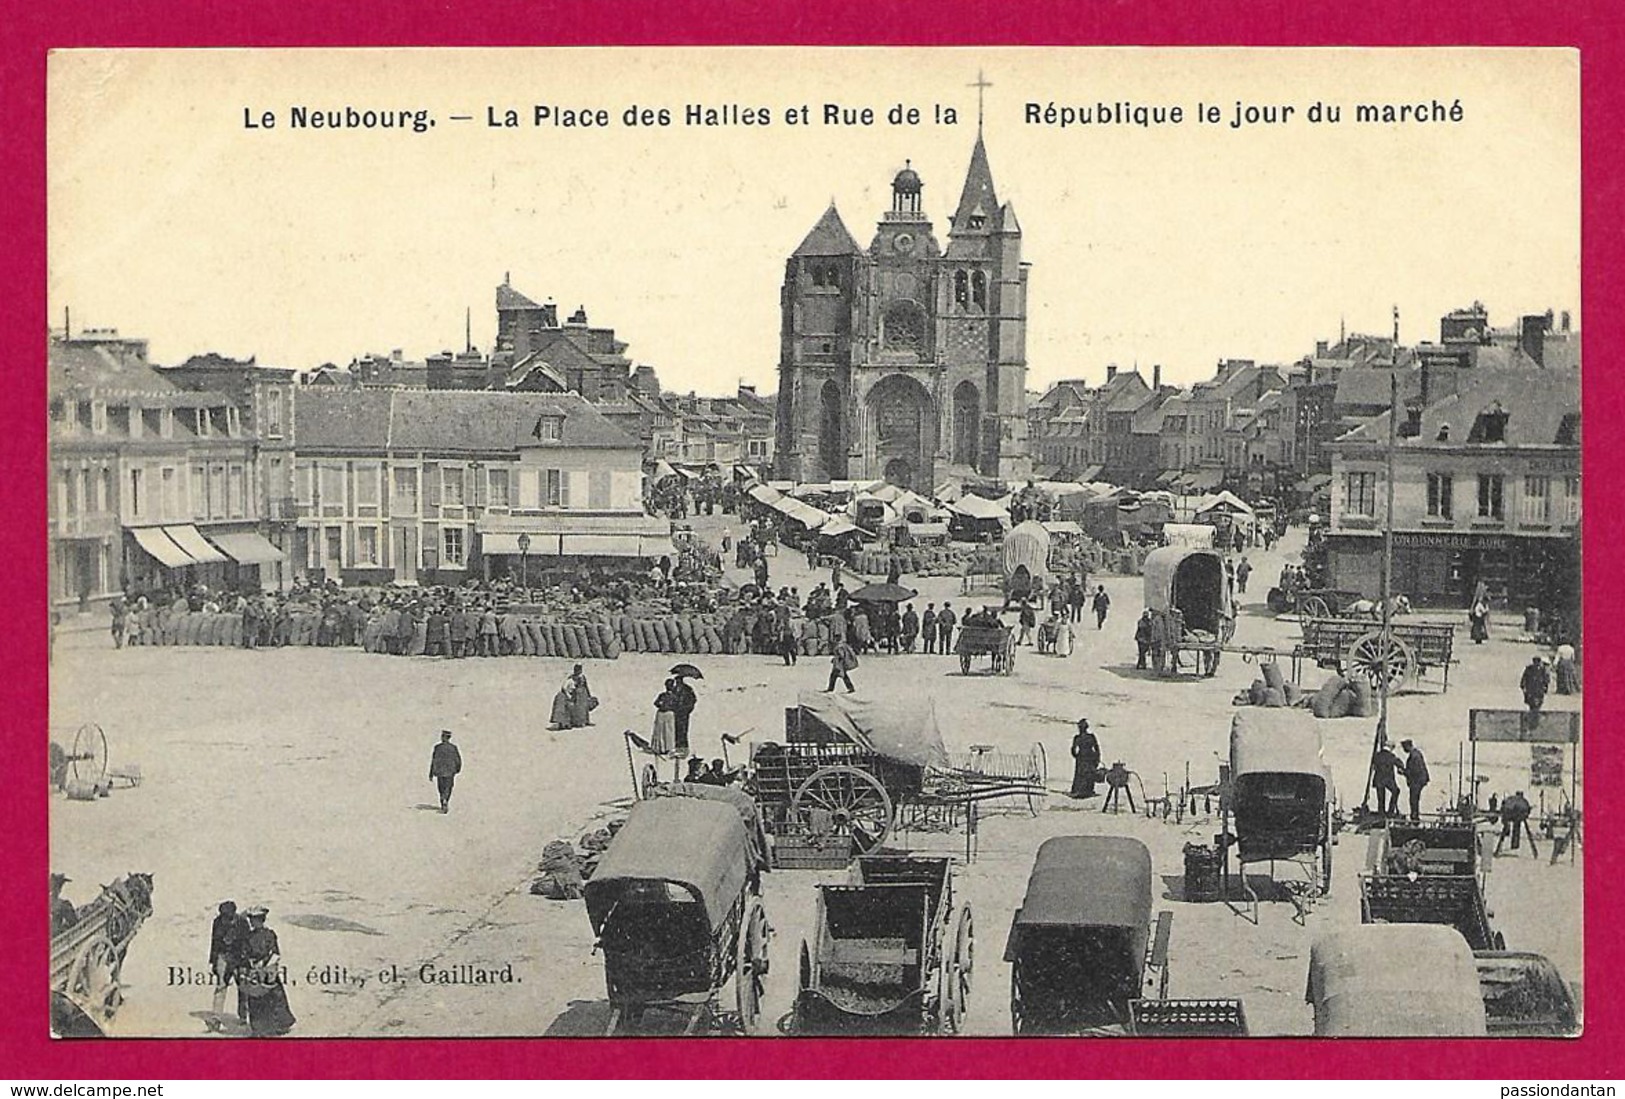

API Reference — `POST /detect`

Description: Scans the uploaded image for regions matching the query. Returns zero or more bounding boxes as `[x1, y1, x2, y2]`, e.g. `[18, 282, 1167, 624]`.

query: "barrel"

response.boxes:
[1183, 843, 1223, 903]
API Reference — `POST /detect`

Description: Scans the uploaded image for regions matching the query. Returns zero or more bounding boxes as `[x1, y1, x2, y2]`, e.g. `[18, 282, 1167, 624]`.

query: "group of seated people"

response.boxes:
[683, 757, 743, 786]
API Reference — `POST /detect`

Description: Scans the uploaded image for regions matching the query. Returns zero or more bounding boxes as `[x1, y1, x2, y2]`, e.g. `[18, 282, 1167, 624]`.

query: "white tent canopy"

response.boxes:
[1194, 490, 1255, 516]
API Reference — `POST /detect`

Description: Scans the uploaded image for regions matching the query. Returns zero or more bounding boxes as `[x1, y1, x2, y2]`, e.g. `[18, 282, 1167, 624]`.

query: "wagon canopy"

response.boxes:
[1142, 546, 1232, 635]
[585, 797, 755, 931]
[792, 690, 949, 767]
[948, 494, 1010, 522]
[1005, 836, 1153, 958]
[1308, 926, 1487, 1036]
[1229, 710, 1331, 782]
[1003, 521, 1053, 584]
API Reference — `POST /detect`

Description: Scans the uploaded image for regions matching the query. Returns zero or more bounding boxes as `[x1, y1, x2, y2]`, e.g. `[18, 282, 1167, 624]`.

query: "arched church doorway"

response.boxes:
[867, 374, 934, 492]
[818, 380, 845, 480]
[952, 380, 981, 470]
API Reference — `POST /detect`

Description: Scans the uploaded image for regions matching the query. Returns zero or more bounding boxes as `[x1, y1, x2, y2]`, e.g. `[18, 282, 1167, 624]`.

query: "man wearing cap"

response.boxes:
[50, 874, 78, 937]
[429, 731, 463, 814]
[209, 900, 249, 1022]
[1520, 655, 1551, 714]
[1400, 739, 1430, 822]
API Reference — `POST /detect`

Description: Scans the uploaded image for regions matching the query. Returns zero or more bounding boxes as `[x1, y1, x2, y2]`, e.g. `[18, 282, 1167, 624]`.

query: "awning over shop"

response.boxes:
[130, 526, 194, 568]
[1156, 470, 1182, 485]
[561, 533, 645, 557]
[207, 531, 286, 564]
[1188, 470, 1224, 492]
[1042, 520, 1084, 536]
[748, 484, 782, 504]
[164, 525, 227, 564]
[639, 536, 678, 560]
[1079, 465, 1105, 482]
[480, 531, 554, 556]
[818, 517, 861, 537]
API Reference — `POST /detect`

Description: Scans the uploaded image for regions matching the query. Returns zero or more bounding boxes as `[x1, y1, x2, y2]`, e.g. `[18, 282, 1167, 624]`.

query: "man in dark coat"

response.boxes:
[671, 676, 698, 756]
[424, 607, 449, 658]
[1069, 719, 1101, 798]
[900, 604, 919, 653]
[448, 604, 470, 658]
[1134, 610, 1154, 669]
[1371, 742, 1403, 817]
[1495, 790, 1539, 857]
[429, 730, 462, 814]
[209, 900, 249, 1021]
[921, 604, 937, 655]
[1092, 585, 1111, 629]
[1520, 656, 1551, 713]
[1400, 739, 1429, 821]
[937, 602, 957, 654]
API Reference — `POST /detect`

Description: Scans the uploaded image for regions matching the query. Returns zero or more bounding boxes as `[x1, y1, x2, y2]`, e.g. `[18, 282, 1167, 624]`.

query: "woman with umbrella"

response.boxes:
[668, 665, 701, 757]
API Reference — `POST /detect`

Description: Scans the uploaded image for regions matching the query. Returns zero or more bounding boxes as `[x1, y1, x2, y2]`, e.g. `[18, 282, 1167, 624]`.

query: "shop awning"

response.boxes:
[164, 525, 228, 564]
[1079, 465, 1105, 482]
[639, 536, 678, 560]
[207, 531, 286, 565]
[130, 526, 195, 568]
[818, 517, 861, 537]
[561, 533, 645, 557]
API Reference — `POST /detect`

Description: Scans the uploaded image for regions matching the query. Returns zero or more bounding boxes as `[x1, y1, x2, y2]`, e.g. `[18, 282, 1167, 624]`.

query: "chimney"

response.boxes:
[1315, 340, 1328, 357]
[1519, 314, 1548, 367]
[1152, 364, 1162, 390]
[391, 349, 403, 362]
[1105, 364, 1117, 382]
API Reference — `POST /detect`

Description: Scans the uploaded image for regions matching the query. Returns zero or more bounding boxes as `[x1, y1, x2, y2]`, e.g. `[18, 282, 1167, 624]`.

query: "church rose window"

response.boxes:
[883, 302, 926, 353]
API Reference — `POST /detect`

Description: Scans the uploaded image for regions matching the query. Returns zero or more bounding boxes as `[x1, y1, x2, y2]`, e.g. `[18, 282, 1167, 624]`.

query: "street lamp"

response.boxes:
[517, 532, 531, 592]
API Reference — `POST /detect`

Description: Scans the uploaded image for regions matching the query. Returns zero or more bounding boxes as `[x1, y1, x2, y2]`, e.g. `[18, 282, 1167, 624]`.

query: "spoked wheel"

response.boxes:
[1300, 595, 1331, 619]
[1320, 810, 1334, 894]
[953, 905, 975, 993]
[734, 898, 770, 1035]
[639, 763, 660, 800]
[937, 958, 966, 1034]
[1009, 964, 1025, 1036]
[1342, 632, 1415, 694]
[1003, 642, 1017, 676]
[70, 937, 122, 1022]
[70, 724, 109, 789]
[793, 765, 895, 854]
[1026, 743, 1048, 816]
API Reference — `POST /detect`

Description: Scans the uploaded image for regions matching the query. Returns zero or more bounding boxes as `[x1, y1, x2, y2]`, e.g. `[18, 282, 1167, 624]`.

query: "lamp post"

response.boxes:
[517, 532, 531, 593]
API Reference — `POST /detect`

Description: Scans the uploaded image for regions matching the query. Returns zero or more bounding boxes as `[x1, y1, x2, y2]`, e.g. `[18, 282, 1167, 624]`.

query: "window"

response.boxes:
[488, 468, 510, 508]
[96, 467, 110, 514]
[161, 467, 179, 519]
[534, 416, 563, 442]
[196, 408, 210, 437]
[442, 466, 465, 507]
[357, 526, 379, 566]
[971, 270, 987, 308]
[1564, 476, 1581, 524]
[1426, 473, 1453, 519]
[1477, 474, 1505, 520]
[354, 465, 379, 508]
[228, 464, 246, 518]
[954, 270, 968, 305]
[319, 463, 346, 514]
[1522, 476, 1551, 524]
[1470, 406, 1509, 444]
[265, 392, 284, 437]
[392, 467, 418, 513]
[192, 463, 208, 517]
[442, 526, 465, 567]
[295, 461, 315, 506]
[92, 402, 107, 435]
[160, 408, 174, 438]
[60, 401, 78, 436]
[545, 469, 566, 507]
[129, 468, 144, 518]
[1342, 471, 1376, 517]
[129, 407, 144, 439]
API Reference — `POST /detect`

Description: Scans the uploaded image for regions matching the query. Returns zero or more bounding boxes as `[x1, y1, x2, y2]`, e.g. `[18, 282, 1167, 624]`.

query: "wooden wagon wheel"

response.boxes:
[793, 766, 894, 853]
[639, 763, 660, 800]
[1320, 807, 1334, 895]
[734, 897, 769, 1035]
[937, 958, 966, 1034]
[1009, 960, 1025, 1035]
[1002, 637, 1017, 676]
[953, 905, 975, 993]
[1025, 742, 1048, 816]
[71, 724, 109, 789]
[1300, 595, 1331, 619]
[798, 939, 813, 994]
[69, 936, 122, 1021]
[1342, 632, 1415, 694]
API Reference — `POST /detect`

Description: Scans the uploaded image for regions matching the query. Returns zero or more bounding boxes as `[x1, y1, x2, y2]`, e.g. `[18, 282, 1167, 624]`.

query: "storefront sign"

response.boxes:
[1394, 532, 1508, 551]
[1469, 709, 1581, 744]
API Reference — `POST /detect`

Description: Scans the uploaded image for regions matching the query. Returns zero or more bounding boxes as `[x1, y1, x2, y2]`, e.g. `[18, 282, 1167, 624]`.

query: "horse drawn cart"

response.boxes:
[1220, 712, 1336, 921]
[750, 693, 1047, 866]
[51, 872, 155, 1036]
[794, 855, 974, 1035]
[1292, 617, 1457, 693]
[585, 797, 771, 1035]
[1359, 821, 1502, 951]
[955, 621, 1016, 675]
[1143, 547, 1235, 677]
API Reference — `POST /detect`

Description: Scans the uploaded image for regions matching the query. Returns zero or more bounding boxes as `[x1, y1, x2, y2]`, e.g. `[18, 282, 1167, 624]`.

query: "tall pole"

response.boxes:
[1362, 369, 1400, 812]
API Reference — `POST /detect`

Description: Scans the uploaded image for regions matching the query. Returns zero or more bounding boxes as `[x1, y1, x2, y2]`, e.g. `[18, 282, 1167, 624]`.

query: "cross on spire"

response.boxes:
[970, 69, 992, 133]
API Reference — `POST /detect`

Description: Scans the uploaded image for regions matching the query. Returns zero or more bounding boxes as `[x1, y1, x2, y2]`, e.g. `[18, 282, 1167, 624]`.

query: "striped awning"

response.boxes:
[207, 531, 286, 565]
[164, 525, 228, 564]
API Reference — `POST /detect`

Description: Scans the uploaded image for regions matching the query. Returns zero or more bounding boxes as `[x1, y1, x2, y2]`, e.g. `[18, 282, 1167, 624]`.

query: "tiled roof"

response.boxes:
[294, 388, 640, 453]
[792, 204, 862, 257]
[49, 341, 176, 397]
[1334, 366, 1422, 410]
[497, 282, 543, 311]
[1339, 367, 1579, 448]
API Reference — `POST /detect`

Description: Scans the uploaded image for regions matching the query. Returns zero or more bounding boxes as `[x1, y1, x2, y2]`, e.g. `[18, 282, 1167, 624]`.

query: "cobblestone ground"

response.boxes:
[49, 525, 1582, 1037]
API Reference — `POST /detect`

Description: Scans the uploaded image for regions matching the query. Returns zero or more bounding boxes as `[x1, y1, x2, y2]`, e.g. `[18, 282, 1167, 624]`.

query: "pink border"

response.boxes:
[4, 0, 1617, 1079]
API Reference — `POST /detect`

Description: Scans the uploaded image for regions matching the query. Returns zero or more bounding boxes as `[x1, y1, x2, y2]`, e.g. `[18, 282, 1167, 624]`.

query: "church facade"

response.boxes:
[773, 135, 1032, 490]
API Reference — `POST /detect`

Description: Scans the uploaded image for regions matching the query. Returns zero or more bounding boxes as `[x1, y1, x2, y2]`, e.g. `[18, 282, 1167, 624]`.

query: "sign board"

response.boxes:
[1469, 709, 1581, 744]
[1394, 532, 1509, 551]
[1530, 745, 1565, 787]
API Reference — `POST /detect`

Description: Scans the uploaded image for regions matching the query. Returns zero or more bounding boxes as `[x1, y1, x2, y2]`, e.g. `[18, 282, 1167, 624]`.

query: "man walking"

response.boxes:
[670, 674, 698, 756]
[209, 900, 249, 1025]
[1371, 741, 1403, 818]
[1520, 655, 1551, 713]
[1236, 556, 1252, 595]
[429, 730, 462, 814]
[937, 602, 957, 655]
[921, 604, 937, 655]
[1092, 585, 1111, 630]
[1400, 739, 1429, 821]
[1135, 610, 1154, 670]
[826, 636, 858, 693]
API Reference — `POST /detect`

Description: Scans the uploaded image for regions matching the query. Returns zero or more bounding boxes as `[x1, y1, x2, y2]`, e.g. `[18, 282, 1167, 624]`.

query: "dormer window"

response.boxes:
[196, 408, 210, 437]
[1400, 408, 1422, 438]
[1437, 423, 1451, 442]
[533, 415, 564, 442]
[1469, 404, 1509, 444]
[1556, 413, 1579, 446]
[91, 401, 107, 435]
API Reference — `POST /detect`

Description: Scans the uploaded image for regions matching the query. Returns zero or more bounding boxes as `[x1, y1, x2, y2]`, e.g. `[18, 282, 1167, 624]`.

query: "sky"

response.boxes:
[47, 48, 1579, 394]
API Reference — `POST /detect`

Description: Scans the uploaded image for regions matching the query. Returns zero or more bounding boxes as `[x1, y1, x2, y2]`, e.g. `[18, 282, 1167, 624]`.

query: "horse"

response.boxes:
[1347, 594, 1412, 619]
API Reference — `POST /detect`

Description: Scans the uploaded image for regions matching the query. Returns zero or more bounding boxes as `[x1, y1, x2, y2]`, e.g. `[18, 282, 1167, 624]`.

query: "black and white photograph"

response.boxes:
[46, 47, 1581, 1040]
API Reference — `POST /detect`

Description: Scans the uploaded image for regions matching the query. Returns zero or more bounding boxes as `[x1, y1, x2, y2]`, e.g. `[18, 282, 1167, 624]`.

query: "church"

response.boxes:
[773, 131, 1032, 490]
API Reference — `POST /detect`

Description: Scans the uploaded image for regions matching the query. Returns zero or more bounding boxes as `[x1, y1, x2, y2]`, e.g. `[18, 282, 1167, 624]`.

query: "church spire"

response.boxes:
[949, 133, 999, 236]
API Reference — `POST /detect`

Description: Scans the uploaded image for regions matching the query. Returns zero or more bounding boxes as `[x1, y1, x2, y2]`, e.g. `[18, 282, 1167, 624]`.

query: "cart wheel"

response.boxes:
[1301, 595, 1331, 619]
[639, 763, 660, 800]
[1004, 642, 1016, 676]
[798, 939, 812, 994]
[735, 898, 768, 1035]
[1026, 743, 1048, 817]
[960, 652, 972, 675]
[1344, 632, 1415, 694]
[793, 765, 894, 854]
[938, 959, 966, 1034]
[70, 936, 122, 1021]
[70, 724, 109, 789]
[953, 905, 975, 993]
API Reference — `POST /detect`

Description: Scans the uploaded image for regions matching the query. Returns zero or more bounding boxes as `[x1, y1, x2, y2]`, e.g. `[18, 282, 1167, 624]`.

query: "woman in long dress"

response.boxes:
[1469, 599, 1490, 644]
[651, 679, 679, 757]
[549, 677, 576, 730]
[567, 665, 596, 727]
[1069, 719, 1101, 799]
[237, 907, 296, 1037]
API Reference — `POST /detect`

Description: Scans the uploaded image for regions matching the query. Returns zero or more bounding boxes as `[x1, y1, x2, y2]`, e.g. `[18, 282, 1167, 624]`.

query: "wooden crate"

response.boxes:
[772, 831, 854, 870]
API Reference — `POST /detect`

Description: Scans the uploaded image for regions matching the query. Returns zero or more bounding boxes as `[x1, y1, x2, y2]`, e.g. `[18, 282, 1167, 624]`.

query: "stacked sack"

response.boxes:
[1235, 661, 1304, 708]
[530, 839, 586, 900]
[615, 612, 728, 655]
[1308, 674, 1377, 719]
